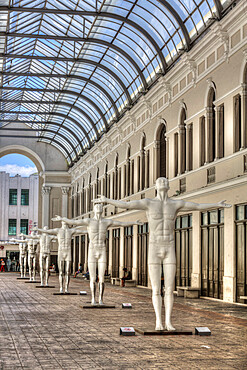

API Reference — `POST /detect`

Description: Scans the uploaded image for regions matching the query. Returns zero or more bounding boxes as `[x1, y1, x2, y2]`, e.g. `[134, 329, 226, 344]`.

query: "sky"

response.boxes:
[0, 154, 37, 177]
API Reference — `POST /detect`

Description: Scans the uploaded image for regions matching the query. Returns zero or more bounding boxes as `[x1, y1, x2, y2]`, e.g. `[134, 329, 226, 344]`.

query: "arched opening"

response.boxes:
[159, 125, 167, 178]
[0, 153, 39, 269]
[179, 108, 186, 174]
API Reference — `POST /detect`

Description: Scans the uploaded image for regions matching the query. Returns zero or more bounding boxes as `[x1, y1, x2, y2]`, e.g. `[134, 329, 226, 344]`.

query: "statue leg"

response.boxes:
[163, 263, 176, 331]
[24, 256, 27, 278]
[58, 259, 64, 293]
[33, 257, 36, 281]
[148, 263, 163, 330]
[65, 260, 71, 293]
[20, 257, 24, 278]
[88, 261, 97, 305]
[28, 255, 32, 281]
[40, 255, 44, 286]
[98, 259, 106, 305]
[45, 255, 50, 286]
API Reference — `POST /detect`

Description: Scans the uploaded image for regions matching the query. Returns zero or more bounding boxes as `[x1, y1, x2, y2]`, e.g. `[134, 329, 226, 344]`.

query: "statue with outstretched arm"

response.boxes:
[53, 203, 143, 305]
[29, 227, 56, 286]
[10, 235, 28, 278]
[34, 223, 82, 293]
[95, 177, 231, 330]
[22, 231, 39, 281]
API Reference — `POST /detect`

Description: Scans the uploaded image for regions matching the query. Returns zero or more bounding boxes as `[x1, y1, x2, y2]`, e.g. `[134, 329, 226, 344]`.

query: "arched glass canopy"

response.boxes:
[0, 0, 231, 166]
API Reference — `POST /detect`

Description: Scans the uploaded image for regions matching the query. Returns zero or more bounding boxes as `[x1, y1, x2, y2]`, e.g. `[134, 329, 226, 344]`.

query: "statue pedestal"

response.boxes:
[135, 328, 193, 335]
[25, 281, 40, 284]
[53, 292, 78, 295]
[82, 304, 115, 309]
[36, 286, 55, 288]
[17, 277, 29, 280]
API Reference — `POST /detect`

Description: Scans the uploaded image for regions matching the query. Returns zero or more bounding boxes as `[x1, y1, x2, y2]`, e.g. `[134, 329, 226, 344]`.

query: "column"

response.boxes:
[61, 186, 70, 217]
[139, 149, 144, 190]
[108, 228, 113, 276]
[191, 211, 201, 288]
[241, 83, 247, 149]
[121, 165, 125, 198]
[78, 234, 82, 266]
[145, 150, 149, 189]
[185, 125, 191, 171]
[126, 160, 129, 196]
[132, 225, 138, 282]
[165, 137, 169, 178]
[119, 226, 125, 278]
[73, 238, 76, 275]
[42, 186, 51, 227]
[223, 206, 235, 302]
[84, 234, 88, 272]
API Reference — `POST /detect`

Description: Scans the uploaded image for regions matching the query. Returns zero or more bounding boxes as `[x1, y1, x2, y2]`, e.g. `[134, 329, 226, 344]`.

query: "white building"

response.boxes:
[0, 172, 39, 261]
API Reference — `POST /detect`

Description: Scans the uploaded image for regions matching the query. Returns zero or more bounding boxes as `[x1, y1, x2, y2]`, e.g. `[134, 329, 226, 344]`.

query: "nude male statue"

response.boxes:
[10, 235, 28, 278]
[53, 203, 142, 305]
[96, 177, 231, 330]
[35, 223, 81, 293]
[22, 231, 39, 281]
[29, 227, 56, 286]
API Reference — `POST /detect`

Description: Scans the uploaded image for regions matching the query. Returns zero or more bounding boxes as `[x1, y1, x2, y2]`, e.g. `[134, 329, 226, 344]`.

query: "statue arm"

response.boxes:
[35, 227, 58, 235]
[51, 215, 88, 226]
[94, 196, 148, 210]
[110, 219, 143, 227]
[179, 199, 231, 211]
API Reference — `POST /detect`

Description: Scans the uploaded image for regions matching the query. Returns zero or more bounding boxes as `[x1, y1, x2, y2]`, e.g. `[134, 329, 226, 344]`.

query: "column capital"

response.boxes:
[61, 186, 70, 195]
[42, 186, 51, 196]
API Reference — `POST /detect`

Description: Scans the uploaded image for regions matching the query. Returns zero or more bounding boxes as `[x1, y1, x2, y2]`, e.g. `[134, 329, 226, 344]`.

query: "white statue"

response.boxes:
[96, 177, 231, 330]
[53, 203, 142, 305]
[35, 223, 81, 293]
[23, 231, 39, 281]
[10, 235, 28, 278]
[29, 227, 56, 286]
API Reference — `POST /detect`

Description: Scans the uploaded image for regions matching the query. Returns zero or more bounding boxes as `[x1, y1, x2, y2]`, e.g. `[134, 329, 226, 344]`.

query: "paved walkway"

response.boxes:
[0, 273, 246, 369]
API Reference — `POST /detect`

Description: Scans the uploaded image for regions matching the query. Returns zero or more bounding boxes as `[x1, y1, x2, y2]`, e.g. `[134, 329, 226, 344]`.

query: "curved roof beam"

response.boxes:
[0, 109, 91, 146]
[2, 99, 100, 139]
[156, 0, 190, 49]
[1, 127, 79, 161]
[0, 8, 167, 72]
[0, 119, 84, 154]
[0, 133, 73, 163]
[1, 54, 132, 105]
[0, 86, 108, 127]
[1, 72, 118, 116]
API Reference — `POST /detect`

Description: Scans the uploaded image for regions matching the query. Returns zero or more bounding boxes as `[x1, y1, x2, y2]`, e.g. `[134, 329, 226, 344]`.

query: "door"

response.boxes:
[137, 223, 148, 286]
[175, 214, 192, 287]
[124, 226, 133, 273]
[112, 228, 120, 278]
[236, 204, 247, 303]
[201, 209, 224, 299]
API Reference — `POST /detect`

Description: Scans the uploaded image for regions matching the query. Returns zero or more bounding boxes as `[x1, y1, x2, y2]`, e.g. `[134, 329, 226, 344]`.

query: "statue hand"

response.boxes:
[136, 220, 144, 226]
[32, 227, 38, 231]
[92, 195, 107, 203]
[218, 200, 231, 208]
[51, 215, 62, 221]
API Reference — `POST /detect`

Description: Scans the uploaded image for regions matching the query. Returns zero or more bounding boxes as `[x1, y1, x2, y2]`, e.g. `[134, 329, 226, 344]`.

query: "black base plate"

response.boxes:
[25, 281, 40, 284]
[135, 328, 193, 336]
[82, 304, 115, 309]
[53, 292, 78, 295]
[36, 286, 55, 288]
[17, 277, 29, 280]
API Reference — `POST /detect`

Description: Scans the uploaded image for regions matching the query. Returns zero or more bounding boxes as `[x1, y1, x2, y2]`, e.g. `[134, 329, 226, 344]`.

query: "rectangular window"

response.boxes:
[200, 116, 205, 166]
[9, 189, 17, 205]
[20, 219, 28, 235]
[21, 189, 29, 205]
[233, 94, 241, 152]
[8, 219, 17, 235]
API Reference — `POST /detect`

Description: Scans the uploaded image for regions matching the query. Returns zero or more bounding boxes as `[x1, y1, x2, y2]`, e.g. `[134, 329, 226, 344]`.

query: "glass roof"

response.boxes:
[0, 0, 230, 166]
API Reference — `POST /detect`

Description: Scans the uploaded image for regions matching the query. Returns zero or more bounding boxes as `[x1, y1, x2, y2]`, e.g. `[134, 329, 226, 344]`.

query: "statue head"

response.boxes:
[61, 220, 67, 228]
[43, 226, 49, 230]
[31, 231, 35, 236]
[155, 177, 169, 192]
[94, 203, 103, 216]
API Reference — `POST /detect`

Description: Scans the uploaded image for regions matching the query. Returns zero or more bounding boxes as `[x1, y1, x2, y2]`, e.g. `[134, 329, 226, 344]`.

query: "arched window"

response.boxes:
[82, 178, 85, 214]
[140, 134, 146, 191]
[88, 173, 92, 212]
[76, 182, 80, 217]
[159, 124, 167, 178]
[114, 154, 118, 200]
[207, 87, 216, 163]
[234, 94, 241, 152]
[179, 107, 186, 174]
[96, 167, 100, 197]
[126, 146, 131, 196]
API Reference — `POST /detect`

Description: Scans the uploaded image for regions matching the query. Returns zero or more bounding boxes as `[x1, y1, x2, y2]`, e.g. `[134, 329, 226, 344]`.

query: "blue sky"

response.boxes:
[0, 154, 37, 177]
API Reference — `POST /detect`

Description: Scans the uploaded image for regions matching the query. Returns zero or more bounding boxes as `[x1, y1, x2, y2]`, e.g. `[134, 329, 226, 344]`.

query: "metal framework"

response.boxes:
[0, 0, 228, 166]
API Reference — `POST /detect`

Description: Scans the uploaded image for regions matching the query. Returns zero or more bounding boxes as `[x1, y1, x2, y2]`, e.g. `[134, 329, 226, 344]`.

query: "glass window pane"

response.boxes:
[21, 189, 29, 206]
[209, 210, 217, 224]
[236, 205, 245, 221]
[201, 212, 208, 225]
[9, 189, 17, 205]
[181, 216, 188, 228]
[8, 219, 17, 236]
[20, 219, 29, 235]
